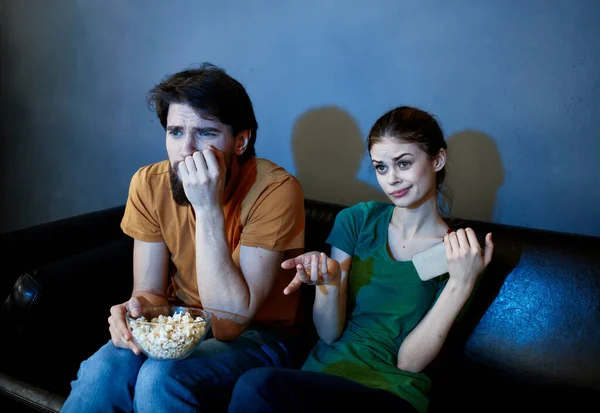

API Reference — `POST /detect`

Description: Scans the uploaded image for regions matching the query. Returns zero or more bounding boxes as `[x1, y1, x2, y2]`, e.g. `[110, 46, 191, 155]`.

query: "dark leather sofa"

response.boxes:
[1, 198, 599, 412]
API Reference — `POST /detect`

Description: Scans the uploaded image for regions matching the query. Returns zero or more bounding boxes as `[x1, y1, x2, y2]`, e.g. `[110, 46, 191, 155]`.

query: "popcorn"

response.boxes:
[128, 311, 207, 360]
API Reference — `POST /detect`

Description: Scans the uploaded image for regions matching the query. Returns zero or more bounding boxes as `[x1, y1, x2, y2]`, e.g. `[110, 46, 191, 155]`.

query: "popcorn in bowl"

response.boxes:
[126, 306, 211, 361]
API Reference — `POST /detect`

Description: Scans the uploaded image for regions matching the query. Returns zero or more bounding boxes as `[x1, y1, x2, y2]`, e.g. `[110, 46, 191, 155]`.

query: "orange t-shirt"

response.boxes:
[120, 157, 305, 333]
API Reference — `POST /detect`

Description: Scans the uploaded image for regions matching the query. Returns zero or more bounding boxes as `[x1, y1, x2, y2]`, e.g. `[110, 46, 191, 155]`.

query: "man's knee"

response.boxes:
[76, 343, 134, 383]
[63, 344, 141, 412]
[135, 359, 176, 394]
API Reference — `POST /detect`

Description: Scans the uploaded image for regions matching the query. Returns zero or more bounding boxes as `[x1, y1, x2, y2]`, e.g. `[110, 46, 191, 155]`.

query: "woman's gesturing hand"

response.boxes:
[445, 228, 494, 287]
[281, 251, 341, 295]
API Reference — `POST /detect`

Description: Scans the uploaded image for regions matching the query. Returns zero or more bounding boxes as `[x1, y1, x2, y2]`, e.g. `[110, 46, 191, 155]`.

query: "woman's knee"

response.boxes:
[229, 368, 299, 413]
[240, 367, 284, 388]
[233, 367, 294, 400]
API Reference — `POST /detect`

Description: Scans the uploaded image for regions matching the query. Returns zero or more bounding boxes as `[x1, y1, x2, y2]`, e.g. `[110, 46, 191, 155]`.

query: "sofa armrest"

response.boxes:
[0, 372, 65, 413]
[0, 236, 134, 398]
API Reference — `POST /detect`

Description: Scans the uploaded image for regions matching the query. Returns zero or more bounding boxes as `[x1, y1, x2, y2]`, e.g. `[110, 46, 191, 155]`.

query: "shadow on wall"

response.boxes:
[292, 106, 390, 206]
[445, 130, 504, 222]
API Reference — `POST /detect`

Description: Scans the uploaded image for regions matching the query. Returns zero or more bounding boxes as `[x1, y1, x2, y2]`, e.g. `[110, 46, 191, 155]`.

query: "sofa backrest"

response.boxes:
[2, 198, 598, 410]
[1, 205, 128, 299]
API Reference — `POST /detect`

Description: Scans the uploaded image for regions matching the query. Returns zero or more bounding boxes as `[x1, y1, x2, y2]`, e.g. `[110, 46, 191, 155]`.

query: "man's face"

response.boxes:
[166, 103, 237, 206]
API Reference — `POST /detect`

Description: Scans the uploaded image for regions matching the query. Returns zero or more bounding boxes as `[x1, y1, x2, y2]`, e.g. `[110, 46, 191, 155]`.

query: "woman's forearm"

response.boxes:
[313, 283, 346, 343]
[396, 279, 473, 372]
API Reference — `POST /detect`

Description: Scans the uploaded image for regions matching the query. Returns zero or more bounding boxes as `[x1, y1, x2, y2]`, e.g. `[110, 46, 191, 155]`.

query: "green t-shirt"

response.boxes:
[301, 201, 448, 413]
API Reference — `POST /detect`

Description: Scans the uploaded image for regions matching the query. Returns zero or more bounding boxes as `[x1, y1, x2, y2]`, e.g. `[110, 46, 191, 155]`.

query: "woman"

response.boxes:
[227, 106, 494, 413]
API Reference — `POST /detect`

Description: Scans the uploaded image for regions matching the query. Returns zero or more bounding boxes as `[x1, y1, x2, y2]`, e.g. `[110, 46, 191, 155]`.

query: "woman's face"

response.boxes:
[370, 138, 445, 209]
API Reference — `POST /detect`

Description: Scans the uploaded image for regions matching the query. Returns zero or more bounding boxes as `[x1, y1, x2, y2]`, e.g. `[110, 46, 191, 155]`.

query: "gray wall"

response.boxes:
[1, 0, 599, 236]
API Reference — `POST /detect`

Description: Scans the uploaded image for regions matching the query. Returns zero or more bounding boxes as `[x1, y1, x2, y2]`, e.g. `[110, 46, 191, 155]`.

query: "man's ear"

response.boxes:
[234, 130, 250, 156]
[434, 148, 446, 172]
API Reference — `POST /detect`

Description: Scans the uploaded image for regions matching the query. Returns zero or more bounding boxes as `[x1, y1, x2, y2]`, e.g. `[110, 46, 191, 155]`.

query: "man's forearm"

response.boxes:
[193, 208, 252, 319]
[131, 289, 169, 305]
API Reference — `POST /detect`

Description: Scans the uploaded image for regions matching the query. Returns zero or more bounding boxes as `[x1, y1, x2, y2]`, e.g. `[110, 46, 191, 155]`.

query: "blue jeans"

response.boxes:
[227, 367, 417, 412]
[61, 327, 296, 413]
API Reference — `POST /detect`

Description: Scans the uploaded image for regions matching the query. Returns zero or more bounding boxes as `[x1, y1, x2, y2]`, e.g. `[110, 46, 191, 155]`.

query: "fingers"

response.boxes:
[108, 304, 140, 355]
[281, 257, 299, 269]
[191, 151, 208, 173]
[320, 253, 331, 284]
[483, 233, 494, 266]
[179, 150, 219, 180]
[109, 324, 139, 354]
[465, 228, 479, 251]
[182, 152, 200, 175]
[129, 295, 154, 314]
[448, 228, 483, 253]
[128, 296, 143, 318]
[447, 231, 460, 254]
[121, 331, 141, 355]
[283, 275, 303, 295]
[109, 304, 130, 340]
[280, 252, 321, 269]
[447, 228, 494, 266]
[128, 295, 140, 308]
[296, 263, 310, 284]
[109, 324, 125, 348]
[204, 146, 226, 174]
[310, 254, 319, 283]
[455, 228, 470, 250]
[282, 252, 338, 294]
[176, 154, 193, 177]
[444, 233, 452, 259]
[283, 264, 310, 295]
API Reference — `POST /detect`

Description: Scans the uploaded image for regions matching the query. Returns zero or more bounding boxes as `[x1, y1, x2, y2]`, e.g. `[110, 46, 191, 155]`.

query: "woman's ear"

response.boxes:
[234, 130, 250, 156]
[434, 148, 446, 172]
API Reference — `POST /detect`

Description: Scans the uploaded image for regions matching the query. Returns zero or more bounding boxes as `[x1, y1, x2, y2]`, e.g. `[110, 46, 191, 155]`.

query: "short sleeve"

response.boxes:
[240, 177, 305, 251]
[120, 168, 164, 242]
[325, 203, 365, 256]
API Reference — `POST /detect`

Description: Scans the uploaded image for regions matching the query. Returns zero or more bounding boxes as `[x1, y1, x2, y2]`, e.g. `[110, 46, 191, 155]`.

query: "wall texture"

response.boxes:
[1, 0, 599, 236]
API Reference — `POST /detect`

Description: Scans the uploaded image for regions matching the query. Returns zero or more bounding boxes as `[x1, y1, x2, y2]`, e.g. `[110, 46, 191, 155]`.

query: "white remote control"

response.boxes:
[412, 242, 448, 281]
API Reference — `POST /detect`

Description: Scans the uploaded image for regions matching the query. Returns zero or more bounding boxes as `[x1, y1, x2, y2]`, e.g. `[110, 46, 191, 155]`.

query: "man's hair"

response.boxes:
[147, 62, 258, 163]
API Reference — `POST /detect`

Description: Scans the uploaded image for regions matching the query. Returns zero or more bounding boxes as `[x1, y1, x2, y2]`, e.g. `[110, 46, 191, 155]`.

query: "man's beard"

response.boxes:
[169, 166, 190, 206]
[168, 157, 233, 207]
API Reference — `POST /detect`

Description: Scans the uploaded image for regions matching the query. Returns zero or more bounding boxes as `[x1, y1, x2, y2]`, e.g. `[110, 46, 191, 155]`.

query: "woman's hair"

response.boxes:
[367, 106, 452, 216]
[147, 62, 258, 163]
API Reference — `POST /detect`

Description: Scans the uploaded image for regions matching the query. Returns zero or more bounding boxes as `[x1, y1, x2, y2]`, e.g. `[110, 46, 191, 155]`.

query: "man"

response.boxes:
[61, 63, 305, 412]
